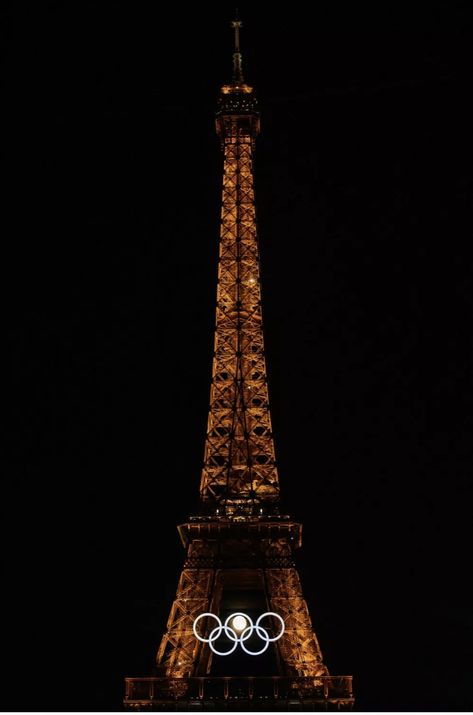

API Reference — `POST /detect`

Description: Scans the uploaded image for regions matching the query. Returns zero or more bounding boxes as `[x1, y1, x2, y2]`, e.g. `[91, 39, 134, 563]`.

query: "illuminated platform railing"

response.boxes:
[124, 675, 354, 709]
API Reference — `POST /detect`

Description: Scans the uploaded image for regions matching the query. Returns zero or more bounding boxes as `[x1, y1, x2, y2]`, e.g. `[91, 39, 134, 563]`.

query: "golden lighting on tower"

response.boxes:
[124, 13, 353, 711]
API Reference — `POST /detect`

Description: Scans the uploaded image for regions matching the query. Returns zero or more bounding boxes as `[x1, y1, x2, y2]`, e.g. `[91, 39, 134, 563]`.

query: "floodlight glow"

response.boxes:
[232, 615, 248, 631]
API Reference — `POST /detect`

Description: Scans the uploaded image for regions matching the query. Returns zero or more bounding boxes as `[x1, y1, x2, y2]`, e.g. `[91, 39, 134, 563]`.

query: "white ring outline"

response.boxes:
[192, 611, 285, 656]
[256, 611, 286, 642]
[208, 625, 239, 656]
[240, 624, 271, 655]
[224, 613, 254, 642]
[193, 613, 221, 643]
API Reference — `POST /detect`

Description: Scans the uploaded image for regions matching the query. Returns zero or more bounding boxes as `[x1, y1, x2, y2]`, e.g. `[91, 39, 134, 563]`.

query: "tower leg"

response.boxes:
[265, 568, 328, 677]
[156, 568, 214, 678]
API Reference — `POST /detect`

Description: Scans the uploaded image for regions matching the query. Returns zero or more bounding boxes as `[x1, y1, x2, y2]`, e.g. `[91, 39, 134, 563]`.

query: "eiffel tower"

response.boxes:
[124, 16, 353, 711]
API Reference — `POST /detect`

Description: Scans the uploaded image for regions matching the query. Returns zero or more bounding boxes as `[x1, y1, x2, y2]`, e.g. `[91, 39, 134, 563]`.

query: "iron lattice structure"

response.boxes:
[199, 86, 279, 508]
[155, 522, 329, 680]
[125, 18, 353, 711]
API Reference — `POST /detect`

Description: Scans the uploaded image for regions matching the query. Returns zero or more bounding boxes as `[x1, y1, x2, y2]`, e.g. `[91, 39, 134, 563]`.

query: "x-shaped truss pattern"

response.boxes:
[156, 569, 214, 678]
[266, 568, 328, 677]
[200, 131, 279, 507]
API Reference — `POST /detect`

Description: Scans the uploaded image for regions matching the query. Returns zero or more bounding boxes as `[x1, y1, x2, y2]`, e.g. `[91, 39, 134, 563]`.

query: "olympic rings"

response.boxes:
[192, 611, 285, 656]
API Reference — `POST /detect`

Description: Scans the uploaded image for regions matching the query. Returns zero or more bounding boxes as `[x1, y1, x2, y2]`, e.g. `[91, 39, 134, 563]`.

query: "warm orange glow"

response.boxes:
[199, 134, 279, 506]
[221, 83, 254, 94]
[126, 20, 353, 710]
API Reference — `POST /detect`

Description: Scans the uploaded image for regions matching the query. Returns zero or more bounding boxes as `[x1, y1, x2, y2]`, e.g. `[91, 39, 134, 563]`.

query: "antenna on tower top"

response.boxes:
[231, 9, 244, 84]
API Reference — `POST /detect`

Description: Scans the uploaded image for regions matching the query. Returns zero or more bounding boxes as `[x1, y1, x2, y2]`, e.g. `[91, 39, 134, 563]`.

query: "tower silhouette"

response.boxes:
[125, 17, 353, 711]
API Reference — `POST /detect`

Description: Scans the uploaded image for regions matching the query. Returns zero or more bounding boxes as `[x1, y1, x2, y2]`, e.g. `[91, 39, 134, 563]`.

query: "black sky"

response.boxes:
[3, 1, 473, 711]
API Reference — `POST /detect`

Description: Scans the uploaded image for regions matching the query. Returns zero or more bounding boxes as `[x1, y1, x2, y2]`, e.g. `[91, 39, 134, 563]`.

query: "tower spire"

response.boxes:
[203, 14, 272, 515]
[231, 11, 244, 84]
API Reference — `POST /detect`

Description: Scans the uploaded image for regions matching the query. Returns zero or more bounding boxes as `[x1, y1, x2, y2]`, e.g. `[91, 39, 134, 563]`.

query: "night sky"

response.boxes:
[3, 2, 473, 711]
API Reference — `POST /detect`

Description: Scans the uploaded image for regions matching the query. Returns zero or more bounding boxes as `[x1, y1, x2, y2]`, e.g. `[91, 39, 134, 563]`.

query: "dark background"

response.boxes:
[3, 1, 473, 711]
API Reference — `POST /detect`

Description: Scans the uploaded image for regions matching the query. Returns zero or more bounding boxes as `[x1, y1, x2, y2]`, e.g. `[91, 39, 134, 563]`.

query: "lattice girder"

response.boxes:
[200, 135, 279, 508]
[156, 568, 214, 678]
[266, 568, 327, 678]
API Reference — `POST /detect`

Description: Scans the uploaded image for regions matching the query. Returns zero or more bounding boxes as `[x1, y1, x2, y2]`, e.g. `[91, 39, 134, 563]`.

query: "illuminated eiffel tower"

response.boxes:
[124, 16, 353, 711]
